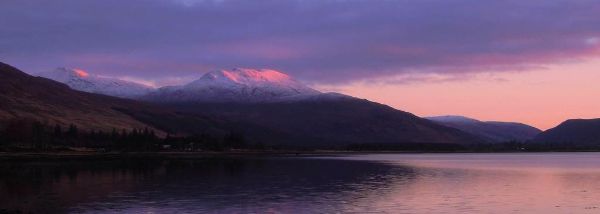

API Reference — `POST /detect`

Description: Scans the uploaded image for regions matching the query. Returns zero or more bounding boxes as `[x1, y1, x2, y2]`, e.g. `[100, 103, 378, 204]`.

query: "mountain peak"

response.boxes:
[72, 68, 90, 78]
[201, 68, 292, 84]
[38, 68, 154, 98]
[45, 67, 93, 81]
[146, 68, 321, 103]
[186, 68, 320, 96]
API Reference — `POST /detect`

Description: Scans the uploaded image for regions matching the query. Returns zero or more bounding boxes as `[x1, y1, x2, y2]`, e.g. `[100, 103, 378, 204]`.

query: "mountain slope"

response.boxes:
[141, 68, 483, 145]
[143, 68, 320, 103]
[427, 115, 541, 142]
[534, 118, 600, 145]
[164, 99, 483, 146]
[0, 62, 159, 131]
[37, 68, 154, 98]
[1, 62, 236, 137]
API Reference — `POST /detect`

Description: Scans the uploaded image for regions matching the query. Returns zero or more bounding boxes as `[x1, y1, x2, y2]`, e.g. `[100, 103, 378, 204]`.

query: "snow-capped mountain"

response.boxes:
[2, 61, 483, 146]
[37, 68, 155, 99]
[144, 68, 321, 103]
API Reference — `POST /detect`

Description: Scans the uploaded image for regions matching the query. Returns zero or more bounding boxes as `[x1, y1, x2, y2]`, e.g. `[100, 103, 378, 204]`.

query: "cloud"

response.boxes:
[1, 0, 600, 85]
[324, 71, 510, 87]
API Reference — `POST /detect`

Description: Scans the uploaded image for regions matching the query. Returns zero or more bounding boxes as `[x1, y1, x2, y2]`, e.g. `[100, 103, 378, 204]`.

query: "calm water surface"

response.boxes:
[2, 153, 600, 213]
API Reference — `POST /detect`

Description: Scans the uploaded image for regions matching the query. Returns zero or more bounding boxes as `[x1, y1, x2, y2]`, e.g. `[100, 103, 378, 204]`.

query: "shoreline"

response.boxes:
[0, 151, 362, 161]
[2, 150, 600, 161]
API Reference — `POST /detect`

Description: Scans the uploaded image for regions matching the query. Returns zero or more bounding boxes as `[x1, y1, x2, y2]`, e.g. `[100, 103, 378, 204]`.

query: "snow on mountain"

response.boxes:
[144, 68, 321, 103]
[37, 68, 155, 99]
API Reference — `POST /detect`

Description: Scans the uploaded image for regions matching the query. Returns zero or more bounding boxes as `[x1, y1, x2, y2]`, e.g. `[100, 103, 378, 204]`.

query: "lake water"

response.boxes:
[2, 153, 600, 213]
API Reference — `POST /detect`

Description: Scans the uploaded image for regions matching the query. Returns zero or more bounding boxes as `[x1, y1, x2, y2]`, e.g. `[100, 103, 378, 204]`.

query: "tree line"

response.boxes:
[4, 119, 595, 152]
[0, 119, 251, 152]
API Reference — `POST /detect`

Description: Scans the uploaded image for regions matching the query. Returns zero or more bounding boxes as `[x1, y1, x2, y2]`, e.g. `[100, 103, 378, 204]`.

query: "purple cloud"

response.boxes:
[1, 0, 600, 85]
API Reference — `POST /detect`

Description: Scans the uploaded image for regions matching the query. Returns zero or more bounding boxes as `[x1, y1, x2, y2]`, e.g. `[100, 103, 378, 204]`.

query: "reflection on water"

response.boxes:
[0, 158, 414, 213]
[1, 153, 600, 213]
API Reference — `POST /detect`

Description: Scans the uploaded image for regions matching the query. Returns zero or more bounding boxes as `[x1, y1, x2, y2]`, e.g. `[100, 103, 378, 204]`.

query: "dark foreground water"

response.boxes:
[2, 153, 600, 213]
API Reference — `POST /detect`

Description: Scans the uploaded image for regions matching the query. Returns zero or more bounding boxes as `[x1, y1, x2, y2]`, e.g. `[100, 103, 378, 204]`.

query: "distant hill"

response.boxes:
[534, 118, 600, 145]
[427, 115, 541, 142]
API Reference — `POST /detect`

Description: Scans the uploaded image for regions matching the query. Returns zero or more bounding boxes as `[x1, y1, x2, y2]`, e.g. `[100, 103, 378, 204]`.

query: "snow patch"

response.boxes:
[37, 68, 155, 99]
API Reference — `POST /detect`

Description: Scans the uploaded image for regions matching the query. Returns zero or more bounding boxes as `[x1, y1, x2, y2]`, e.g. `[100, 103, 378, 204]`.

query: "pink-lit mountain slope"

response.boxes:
[144, 68, 321, 103]
[37, 68, 155, 99]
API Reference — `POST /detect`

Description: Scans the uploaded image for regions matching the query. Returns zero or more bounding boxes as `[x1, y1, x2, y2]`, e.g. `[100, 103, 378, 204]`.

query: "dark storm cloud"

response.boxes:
[1, 0, 600, 84]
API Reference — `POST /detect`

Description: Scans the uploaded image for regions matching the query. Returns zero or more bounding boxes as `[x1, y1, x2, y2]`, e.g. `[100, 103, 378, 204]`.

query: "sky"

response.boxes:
[1, 0, 600, 130]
